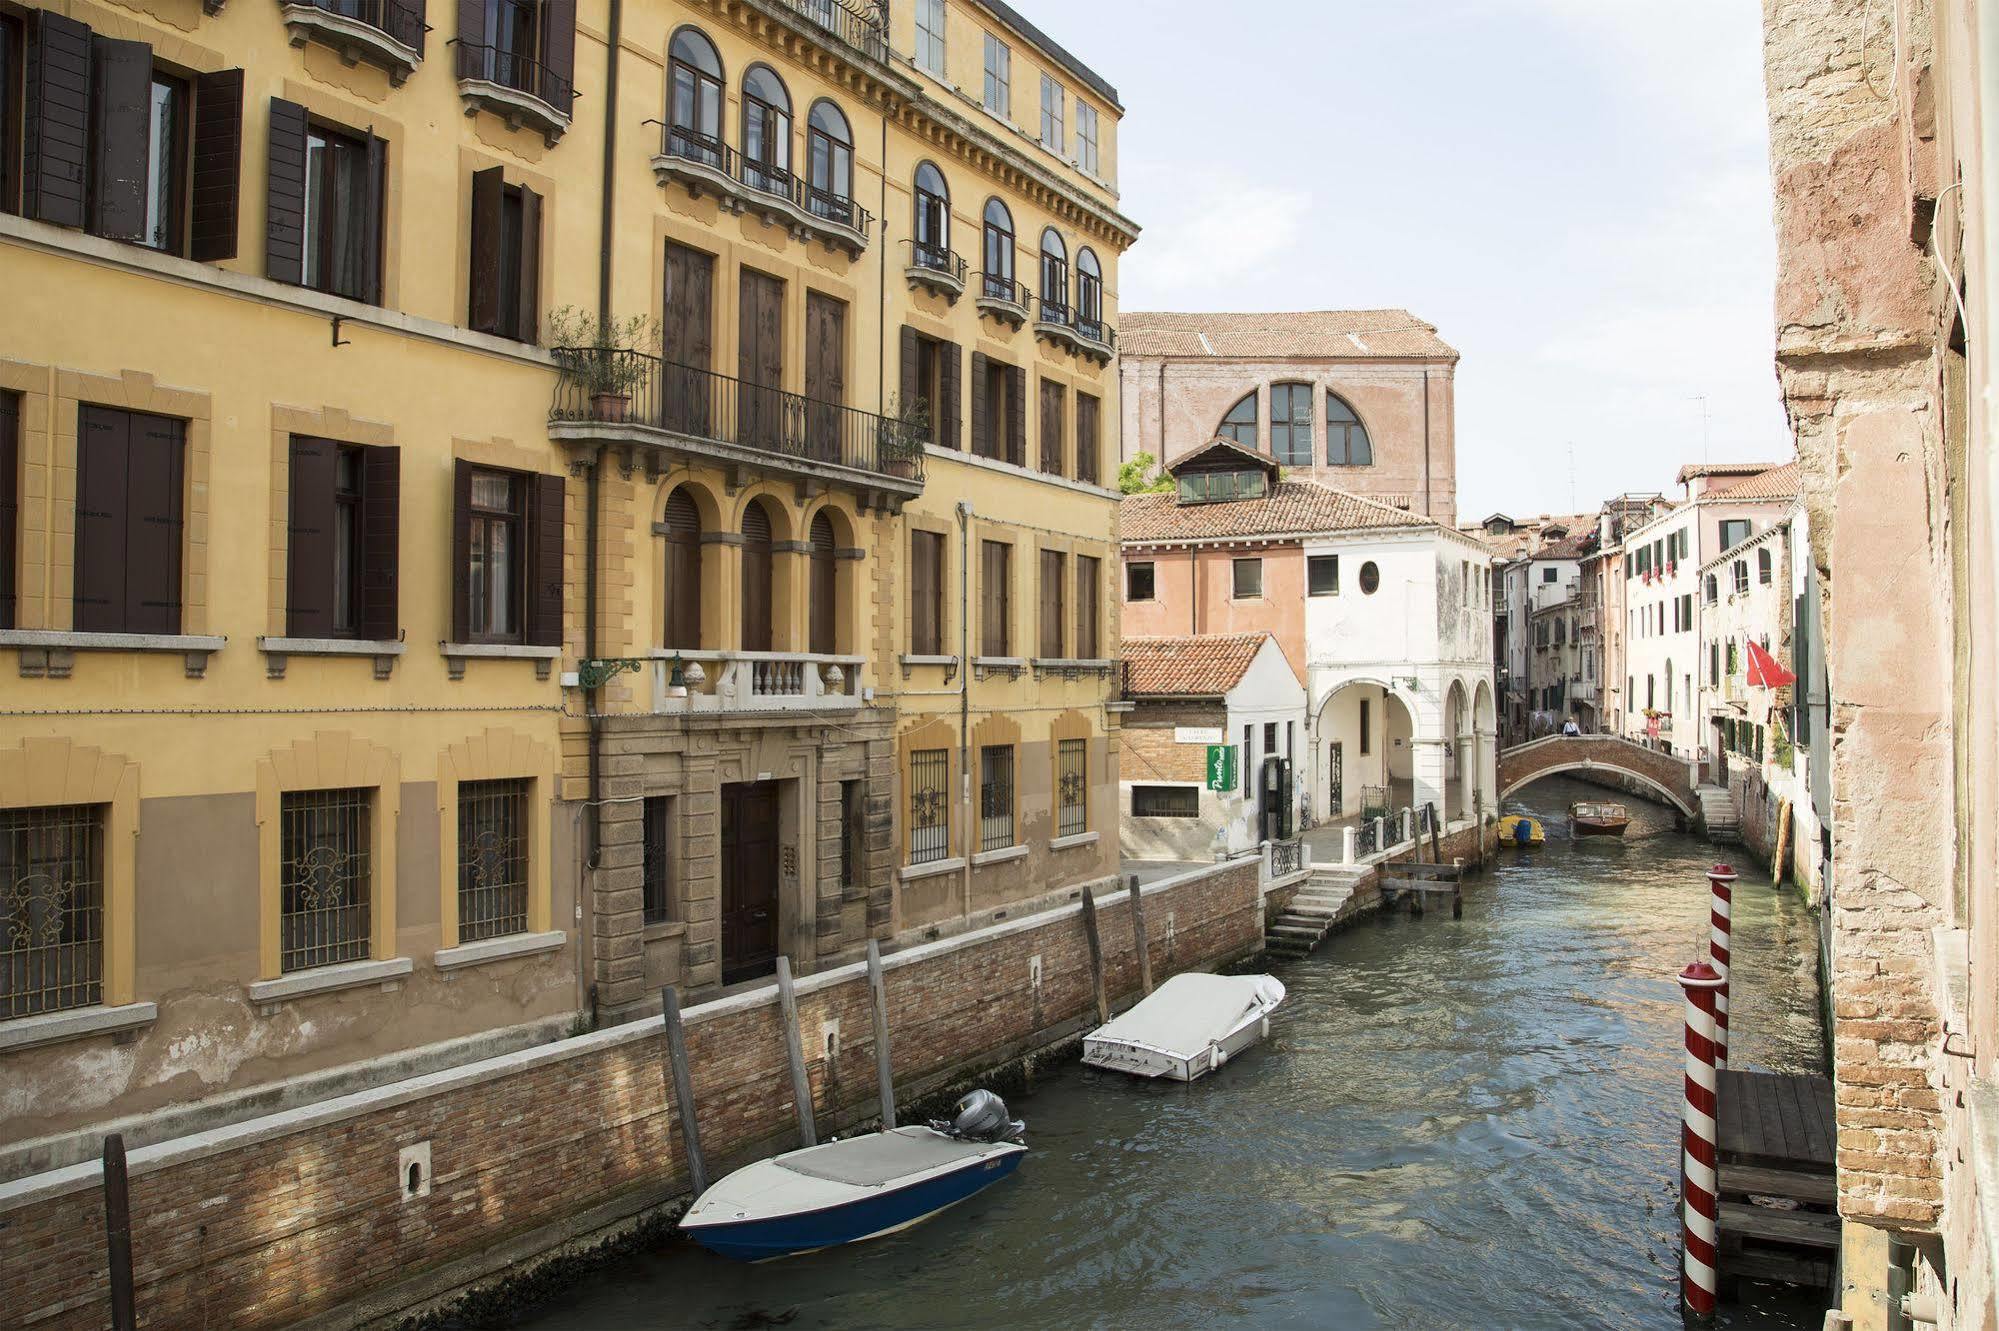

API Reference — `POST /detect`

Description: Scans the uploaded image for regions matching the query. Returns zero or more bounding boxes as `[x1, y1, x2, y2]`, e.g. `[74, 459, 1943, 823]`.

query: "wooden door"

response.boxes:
[808, 511, 837, 655]
[737, 268, 785, 451]
[740, 499, 773, 652]
[804, 291, 846, 462]
[720, 782, 780, 984]
[663, 242, 714, 435]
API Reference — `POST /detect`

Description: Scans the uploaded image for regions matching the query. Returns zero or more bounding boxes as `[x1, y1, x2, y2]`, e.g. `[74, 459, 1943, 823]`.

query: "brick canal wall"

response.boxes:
[0, 861, 1262, 1330]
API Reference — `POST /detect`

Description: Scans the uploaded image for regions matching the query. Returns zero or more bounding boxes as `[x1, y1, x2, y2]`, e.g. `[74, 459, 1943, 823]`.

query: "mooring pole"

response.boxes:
[866, 940, 896, 1129]
[775, 956, 817, 1147]
[1707, 864, 1737, 1071]
[102, 1133, 135, 1331]
[1428, 802, 1443, 865]
[1079, 887, 1109, 1024]
[660, 985, 707, 1197]
[1678, 961, 1725, 1323]
[1127, 875, 1153, 996]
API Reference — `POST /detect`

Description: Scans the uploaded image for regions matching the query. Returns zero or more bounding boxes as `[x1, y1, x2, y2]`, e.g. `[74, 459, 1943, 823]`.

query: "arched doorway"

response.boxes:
[1444, 680, 1470, 821]
[1473, 679, 1497, 816]
[1313, 680, 1416, 823]
[661, 487, 703, 650]
[740, 498, 775, 652]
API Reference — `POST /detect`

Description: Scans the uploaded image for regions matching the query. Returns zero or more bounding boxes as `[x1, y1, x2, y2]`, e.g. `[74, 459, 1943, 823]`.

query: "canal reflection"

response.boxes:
[512, 776, 1827, 1331]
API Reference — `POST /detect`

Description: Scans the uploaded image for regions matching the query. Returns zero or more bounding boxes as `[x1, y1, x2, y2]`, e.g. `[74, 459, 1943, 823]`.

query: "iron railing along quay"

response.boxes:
[1355, 818, 1380, 859]
[299, 0, 425, 50]
[454, 40, 575, 111]
[551, 349, 925, 484]
[1269, 838, 1305, 878]
[657, 126, 873, 240]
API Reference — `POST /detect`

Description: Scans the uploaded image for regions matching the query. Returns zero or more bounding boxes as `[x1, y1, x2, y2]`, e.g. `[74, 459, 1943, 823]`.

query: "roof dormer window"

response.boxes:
[1177, 468, 1267, 505]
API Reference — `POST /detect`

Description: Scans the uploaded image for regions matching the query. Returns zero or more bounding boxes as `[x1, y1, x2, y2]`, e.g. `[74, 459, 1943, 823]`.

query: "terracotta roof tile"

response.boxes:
[1705, 461, 1801, 501]
[1676, 461, 1775, 484]
[1121, 480, 1437, 543]
[1120, 633, 1271, 697]
[1120, 310, 1458, 361]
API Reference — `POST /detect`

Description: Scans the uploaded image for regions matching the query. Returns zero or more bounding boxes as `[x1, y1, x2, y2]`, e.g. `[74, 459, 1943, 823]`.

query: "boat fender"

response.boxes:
[1260, 1016, 1270, 1039]
[1211, 1041, 1226, 1069]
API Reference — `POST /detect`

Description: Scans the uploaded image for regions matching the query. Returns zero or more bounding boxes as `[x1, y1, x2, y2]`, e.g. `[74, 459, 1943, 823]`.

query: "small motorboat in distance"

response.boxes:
[1496, 814, 1546, 846]
[1082, 972, 1285, 1082]
[1569, 801, 1631, 838]
[680, 1090, 1026, 1262]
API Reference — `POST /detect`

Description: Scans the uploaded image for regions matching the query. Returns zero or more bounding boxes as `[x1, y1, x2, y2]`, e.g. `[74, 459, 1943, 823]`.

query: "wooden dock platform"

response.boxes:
[1714, 1070, 1839, 1295]
[1379, 859, 1464, 918]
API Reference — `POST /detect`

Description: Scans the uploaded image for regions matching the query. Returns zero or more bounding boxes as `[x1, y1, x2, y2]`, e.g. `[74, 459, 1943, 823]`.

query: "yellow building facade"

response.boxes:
[0, 0, 1132, 1143]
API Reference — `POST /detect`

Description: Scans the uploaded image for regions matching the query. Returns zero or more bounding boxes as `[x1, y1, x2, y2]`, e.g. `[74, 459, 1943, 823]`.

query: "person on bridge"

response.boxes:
[1562, 718, 1582, 737]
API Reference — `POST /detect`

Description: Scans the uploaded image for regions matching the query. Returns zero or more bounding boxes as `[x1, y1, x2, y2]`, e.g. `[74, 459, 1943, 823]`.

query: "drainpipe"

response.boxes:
[957, 501, 973, 918]
[878, 107, 889, 415]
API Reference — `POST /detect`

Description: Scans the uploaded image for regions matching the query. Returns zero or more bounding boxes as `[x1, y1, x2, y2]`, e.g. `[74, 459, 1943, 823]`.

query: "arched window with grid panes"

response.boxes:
[1327, 391, 1373, 465]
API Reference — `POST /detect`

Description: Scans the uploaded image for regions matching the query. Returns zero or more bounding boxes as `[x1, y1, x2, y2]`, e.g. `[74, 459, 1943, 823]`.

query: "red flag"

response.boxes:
[1745, 640, 1796, 688]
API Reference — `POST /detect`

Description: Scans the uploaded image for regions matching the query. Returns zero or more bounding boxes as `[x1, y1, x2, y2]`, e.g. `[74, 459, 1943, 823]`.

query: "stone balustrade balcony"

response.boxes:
[648, 650, 865, 715]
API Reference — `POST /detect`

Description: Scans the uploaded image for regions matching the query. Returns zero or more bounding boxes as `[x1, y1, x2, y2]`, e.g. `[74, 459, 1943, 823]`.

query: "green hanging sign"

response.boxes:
[1205, 744, 1237, 792]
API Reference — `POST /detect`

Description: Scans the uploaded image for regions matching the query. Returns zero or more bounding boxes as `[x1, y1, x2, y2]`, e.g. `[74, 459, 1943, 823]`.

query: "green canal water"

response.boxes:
[511, 775, 1829, 1330]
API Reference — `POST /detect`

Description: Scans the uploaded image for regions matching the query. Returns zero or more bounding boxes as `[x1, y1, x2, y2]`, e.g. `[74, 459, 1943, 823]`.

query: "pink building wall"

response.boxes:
[1122, 543, 1309, 683]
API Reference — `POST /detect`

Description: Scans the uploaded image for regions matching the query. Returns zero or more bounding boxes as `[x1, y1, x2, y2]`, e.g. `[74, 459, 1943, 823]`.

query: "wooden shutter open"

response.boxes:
[286, 436, 337, 637]
[940, 343, 962, 451]
[969, 351, 989, 458]
[1038, 379, 1063, 476]
[910, 529, 940, 656]
[1005, 364, 1026, 466]
[265, 98, 309, 285]
[190, 69, 244, 261]
[515, 184, 541, 343]
[1076, 393, 1099, 485]
[809, 512, 836, 655]
[1076, 555, 1099, 656]
[454, 0, 486, 79]
[87, 36, 151, 242]
[360, 445, 400, 640]
[74, 407, 129, 632]
[899, 326, 918, 420]
[661, 488, 702, 650]
[450, 458, 473, 641]
[125, 413, 184, 634]
[981, 540, 1008, 656]
[25, 12, 90, 228]
[740, 501, 773, 653]
[1039, 550, 1064, 658]
[468, 165, 503, 333]
[0, 395, 17, 629]
[541, 0, 577, 109]
[359, 131, 385, 304]
[529, 472, 564, 647]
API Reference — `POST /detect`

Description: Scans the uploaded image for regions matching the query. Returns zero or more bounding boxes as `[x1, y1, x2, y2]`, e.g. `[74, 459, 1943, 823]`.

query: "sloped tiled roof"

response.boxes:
[1120, 310, 1458, 361]
[1706, 461, 1801, 502]
[1675, 461, 1775, 484]
[1120, 633, 1271, 698]
[1167, 437, 1279, 476]
[1458, 512, 1596, 561]
[1121, 480, 1438, 543]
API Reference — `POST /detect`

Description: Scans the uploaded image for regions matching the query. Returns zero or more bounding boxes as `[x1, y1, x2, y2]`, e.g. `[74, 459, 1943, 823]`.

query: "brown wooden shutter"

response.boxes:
[25, 12, 91, 228]
[1076, 393, 1099, 486]
[1076, 555, 1099, 656]
[455, 0, 487, 79]
[969, 352, 989, 458]
[360, 445, 400, 640]
[661, 488, 701, 650]
[468, 165, 503, 333]
[541, 0, 576, 108]
[1005, 364, 1026, 466]
[265, 98, 308, 285]
[740, 501, 773, 653]
[189, 69, 243, 261]
[125, 413, 184, 634]
[940, 343, 962, 451]
[515, 184, 541, 343]
[899, 326, 918, 418]
[981, 540, 1008, 656]
[87, 36, 151, 242]
[910, 530, 939, 656]
[450, 458, 473, 641]
[1039, 380, 1063, 476]
[528, 472, 564, 647]
[0, 394, 17, 629]
[286, 436, 337, 637]
[74, 407, 129, 632]
[359, 131, 385, 304]
[809, 512, 836, 655]
[1039, 550, 1064, 658]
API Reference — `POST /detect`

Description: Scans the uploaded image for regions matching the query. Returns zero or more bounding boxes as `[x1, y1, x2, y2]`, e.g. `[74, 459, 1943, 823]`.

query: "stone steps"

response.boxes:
[1263, 881, 1357, 957]
[1697, 784, 1742, 844]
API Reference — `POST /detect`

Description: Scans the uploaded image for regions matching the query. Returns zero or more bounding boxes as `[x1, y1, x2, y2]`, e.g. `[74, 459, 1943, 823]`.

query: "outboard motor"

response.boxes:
[932, 1089, 1026, 1143]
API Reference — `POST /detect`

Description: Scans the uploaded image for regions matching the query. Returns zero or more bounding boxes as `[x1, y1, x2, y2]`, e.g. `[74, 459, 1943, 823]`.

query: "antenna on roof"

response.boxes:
[1687, 395, 1710, 467]
[1568, 443, 1576, 515]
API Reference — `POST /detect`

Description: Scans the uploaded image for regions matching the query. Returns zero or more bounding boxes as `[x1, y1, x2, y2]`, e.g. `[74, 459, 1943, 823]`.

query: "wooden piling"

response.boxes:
[775, 956, 817, 1147]
[1452, 857, 1464, 918]
[102, 1133, 135, 1331]
[660, 986, 708, 1197]
[1080, 887, 1109, 1024]
[1127, 875, 1153, 996]
[866, 940, 896, 1129]
[1428, 802, 1443, 865]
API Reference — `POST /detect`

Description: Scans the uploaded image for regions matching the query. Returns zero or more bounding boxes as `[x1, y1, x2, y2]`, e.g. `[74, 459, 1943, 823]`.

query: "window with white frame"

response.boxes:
[982, 33, 1010, 117]
[1076, 101, 1099, 174]
[915, 0, 946, 77]
[1039, 74, 1064, 152]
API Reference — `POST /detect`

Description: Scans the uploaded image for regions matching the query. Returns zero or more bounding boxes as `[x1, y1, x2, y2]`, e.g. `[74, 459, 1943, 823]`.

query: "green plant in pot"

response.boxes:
[548, 308, 661, 422]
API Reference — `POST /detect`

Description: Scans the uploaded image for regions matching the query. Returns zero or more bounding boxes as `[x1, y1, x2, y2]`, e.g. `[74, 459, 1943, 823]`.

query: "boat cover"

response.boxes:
[1087, 972, 1284, 1056]
[777, 1127, 986, 1187]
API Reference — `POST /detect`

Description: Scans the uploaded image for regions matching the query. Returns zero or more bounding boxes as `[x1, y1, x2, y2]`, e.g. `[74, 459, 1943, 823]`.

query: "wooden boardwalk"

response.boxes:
[1713, 1071, 1839, 1295]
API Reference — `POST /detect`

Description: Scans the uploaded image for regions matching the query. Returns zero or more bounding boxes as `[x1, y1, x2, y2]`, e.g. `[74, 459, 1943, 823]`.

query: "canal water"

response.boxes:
[513, 775, 1827, 1330]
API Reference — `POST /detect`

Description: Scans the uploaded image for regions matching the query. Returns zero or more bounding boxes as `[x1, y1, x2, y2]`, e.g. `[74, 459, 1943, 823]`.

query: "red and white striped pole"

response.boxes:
[1707, 864, 1737, 1070]
[1678, 960, 1725, 1322]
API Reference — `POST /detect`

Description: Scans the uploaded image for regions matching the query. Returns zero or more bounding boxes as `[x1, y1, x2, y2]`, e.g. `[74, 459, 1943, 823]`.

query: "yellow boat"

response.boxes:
[1496, 814, 1546, 846]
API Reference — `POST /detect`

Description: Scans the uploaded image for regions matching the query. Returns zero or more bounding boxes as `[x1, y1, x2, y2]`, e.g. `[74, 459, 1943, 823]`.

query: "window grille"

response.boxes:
[642, 796, 672, 925]
[280, 788, 371, 973]
[980, 745, 1015, 851]
[1, 804, 104, 1017]
[1131, 785, 1197, 818]
[909, 749, 949, 864]
[458, 778, 529, 942]
[1057, 739, 1087, 837]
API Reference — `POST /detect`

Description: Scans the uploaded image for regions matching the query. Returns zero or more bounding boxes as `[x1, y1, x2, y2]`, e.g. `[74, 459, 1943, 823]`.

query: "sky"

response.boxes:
[1020, 0, 1795, 520]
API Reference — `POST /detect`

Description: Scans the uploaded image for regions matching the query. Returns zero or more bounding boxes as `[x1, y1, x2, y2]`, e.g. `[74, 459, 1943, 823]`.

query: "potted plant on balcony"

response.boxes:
[878, 393, 930, 479]
[548, 308, 660, 423]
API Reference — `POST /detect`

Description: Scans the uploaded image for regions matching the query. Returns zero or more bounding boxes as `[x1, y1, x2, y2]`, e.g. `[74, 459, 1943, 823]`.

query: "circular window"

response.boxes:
[1359, 561, 1380, 594]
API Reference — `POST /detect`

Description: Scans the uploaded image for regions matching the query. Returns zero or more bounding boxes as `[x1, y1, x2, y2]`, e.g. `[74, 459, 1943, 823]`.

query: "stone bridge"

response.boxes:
[1496, 734, 1699, 817]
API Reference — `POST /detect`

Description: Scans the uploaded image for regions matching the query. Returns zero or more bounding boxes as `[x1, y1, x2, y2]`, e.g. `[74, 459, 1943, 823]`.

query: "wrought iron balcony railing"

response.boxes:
[551, 349, 924, 485]
[980, 272, 1028, 306]
[298, 0, 426, 51]
[656, 126, 873, 247]
[777, 0, 889, 62]
[454, 40, 575, 113]
[907, 241, 967, 283]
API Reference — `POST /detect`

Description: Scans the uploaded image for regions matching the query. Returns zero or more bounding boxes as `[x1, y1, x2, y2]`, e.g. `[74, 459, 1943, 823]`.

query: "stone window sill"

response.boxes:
[972, 844, 1029, 867]
[0, 1001, 157, 1054]
[898, 653, 959, 681]
[259, 635, 405, 680]
[3, 629, 225, 679]
[1049, 830, 1099, 851]
[434, 929, 566, 971]
[972, 655, 1027, 680]
[247, 956, 412, 1006]
[1032, 657, 1115, 678]
[643, 920, 688, 943]
[440, 642, 562, 680]
[900, 855, 965, 883]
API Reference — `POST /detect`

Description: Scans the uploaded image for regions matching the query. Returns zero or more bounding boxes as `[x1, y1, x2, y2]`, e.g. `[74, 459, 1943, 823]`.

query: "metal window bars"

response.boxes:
[280, 789, 372, 973]
[1, 805, 105, 1018]
[979, 746, 1015, 852]
[458, 779, 529, 943]
[641, 796, 672, 926]
[909, 750, 949, 865]
[1057, 739, 1088, 838]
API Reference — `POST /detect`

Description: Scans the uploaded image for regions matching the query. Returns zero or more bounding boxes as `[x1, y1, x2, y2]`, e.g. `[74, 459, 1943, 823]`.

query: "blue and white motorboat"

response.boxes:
[679, 1091, 1026, 1261]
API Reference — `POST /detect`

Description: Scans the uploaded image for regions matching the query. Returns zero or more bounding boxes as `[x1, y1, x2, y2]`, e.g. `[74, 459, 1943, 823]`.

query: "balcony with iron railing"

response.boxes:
[653, 126, 872, 256]
[650, 650, 866, 716]
[904, 240, 967, 302]
[280, 0, 426, 83]
[977, 273, 1030, 328]
[548, 349, 925, 498]
[773, 0, 889, 64]
[453, 39, 575, 144]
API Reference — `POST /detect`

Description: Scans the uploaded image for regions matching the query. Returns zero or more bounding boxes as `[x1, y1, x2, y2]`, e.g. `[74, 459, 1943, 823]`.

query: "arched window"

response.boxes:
[1217, 391, 1257, 448]
[1039, 227, 1068, 317]
[1327, 392, 1373, 465]
[805, 101, 852, 218]
[661, 488, 703, 650]
[809, 511, 838, 654]
[1757, 547, 1772, 584]
[740, 499, 775, 652]
[1076, 247, 1104, 336]
[1270, 382, 1313, 467]
[914, 163, 950, 267]
[740, 65, 792, 195]
[982, 198, 1015, 299]
[667, 28, 724, 164]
